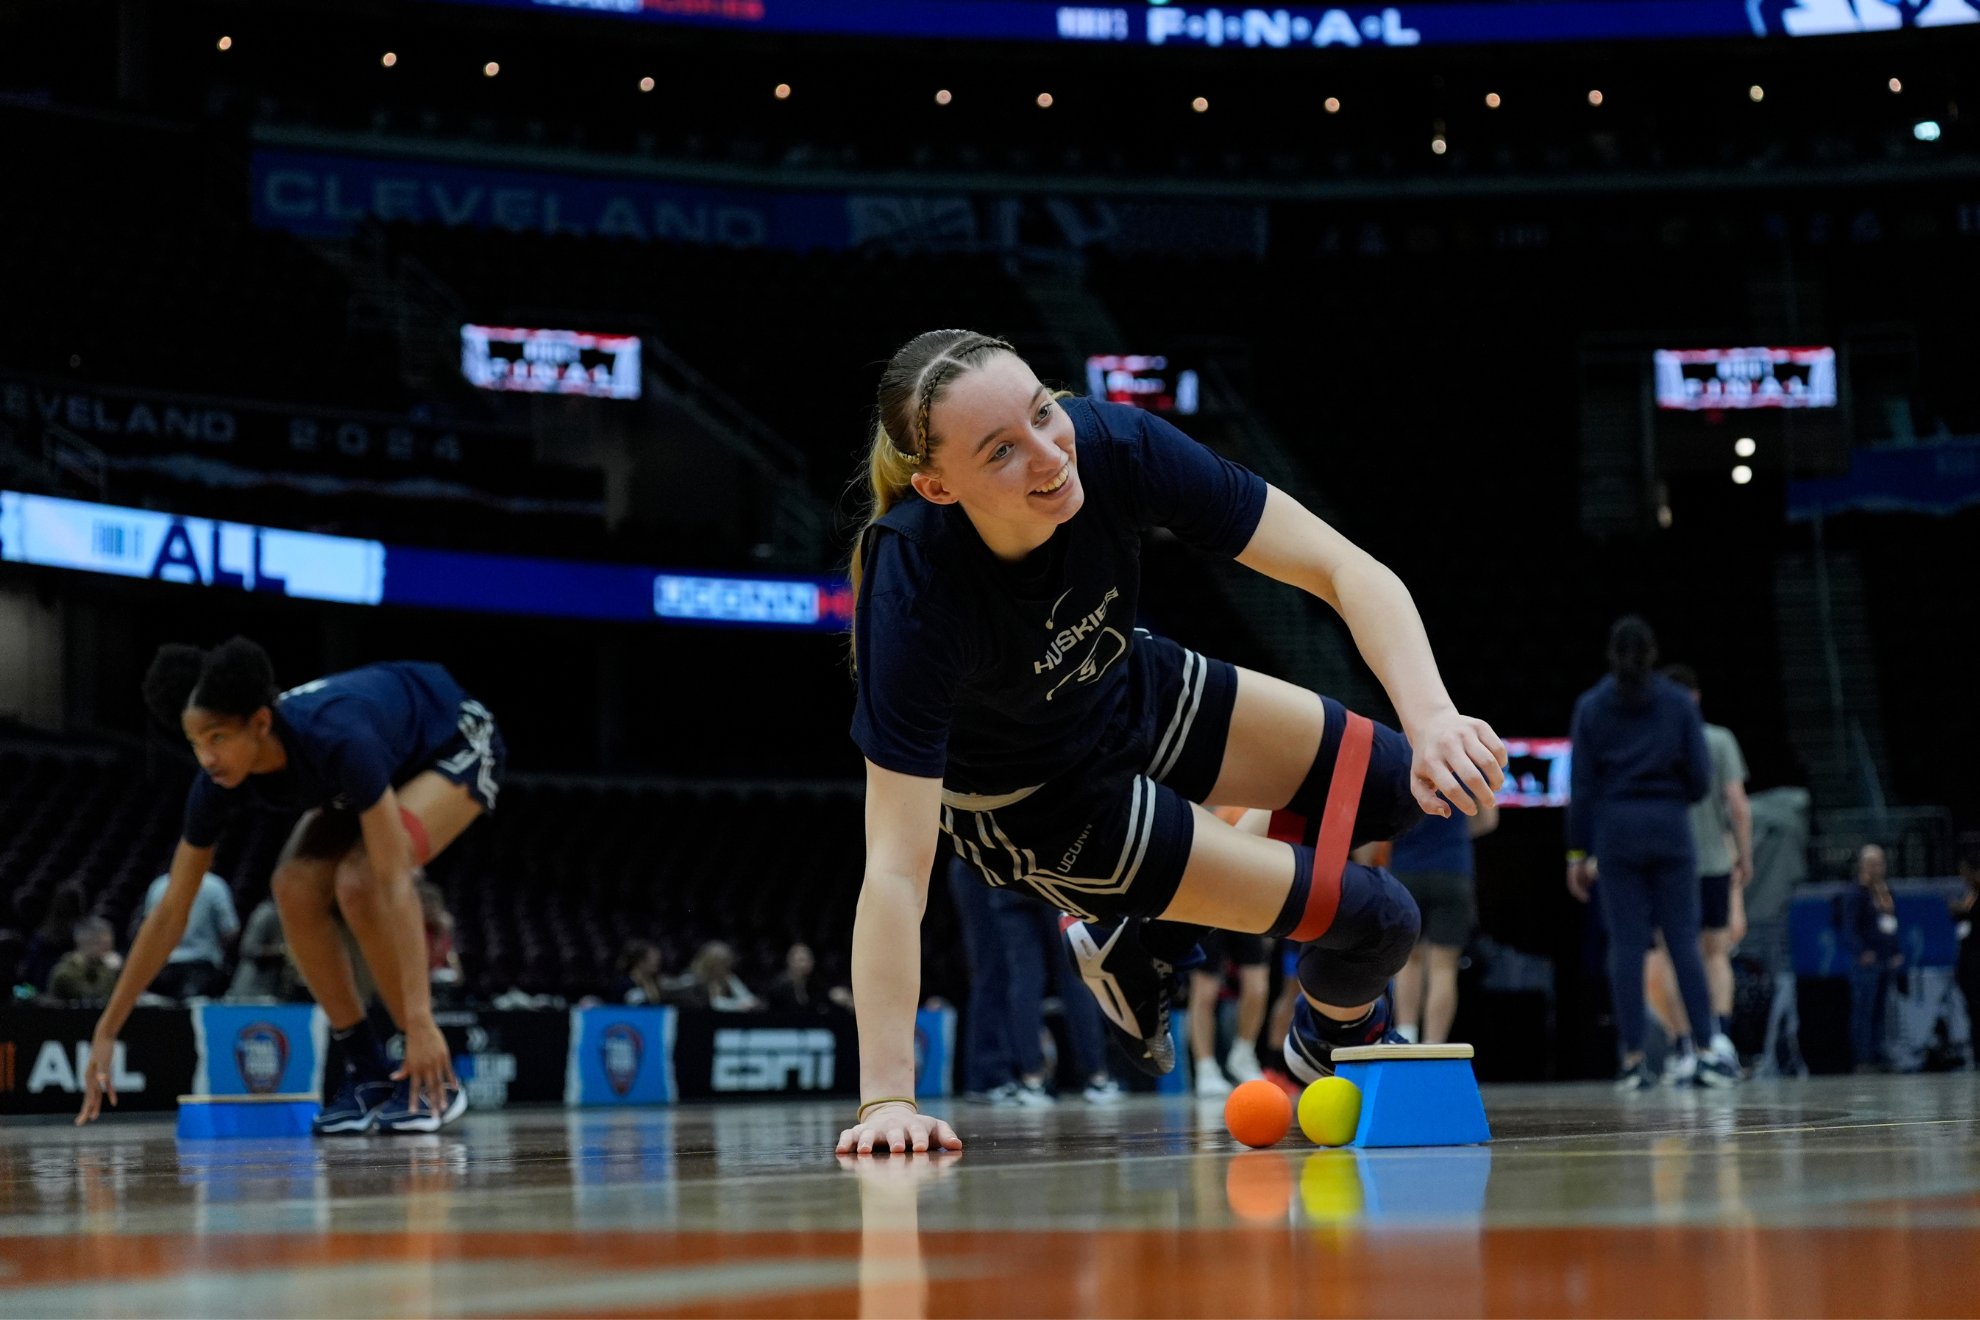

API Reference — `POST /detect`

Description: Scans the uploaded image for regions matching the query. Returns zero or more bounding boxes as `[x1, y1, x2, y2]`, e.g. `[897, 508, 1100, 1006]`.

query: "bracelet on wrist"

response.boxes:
[856, 1096, 918, 1123]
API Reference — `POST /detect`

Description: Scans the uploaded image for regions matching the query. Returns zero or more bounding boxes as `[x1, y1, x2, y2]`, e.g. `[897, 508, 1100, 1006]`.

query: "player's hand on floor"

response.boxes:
[75, 1030, 119, 1125]
[836, 1102, 963, 1156]
[395, 1020, 457, 1114]
[1407, 710, 1507, 817]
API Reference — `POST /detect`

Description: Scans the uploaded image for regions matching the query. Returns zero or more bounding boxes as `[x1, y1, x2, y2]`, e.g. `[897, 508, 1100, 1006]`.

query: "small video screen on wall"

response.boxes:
[1086, 354, 1199, 415]
[1653, 346, 1836, 411]
[461, 325, 642, 399]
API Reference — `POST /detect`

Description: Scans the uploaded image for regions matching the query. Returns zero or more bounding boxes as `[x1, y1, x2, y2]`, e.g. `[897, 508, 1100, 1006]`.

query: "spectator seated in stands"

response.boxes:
[142, 868, 240, 1002]
[25, 882, 88, 992]
[418, 880, 463, 988]
[677, 941, 763, 1013]
[1846, 844, 1904, 1073]
[763, 942, 853, 1014]
[227, 897, 298, 1001]
[48, 917, 122, 1003]
[616, 939, 666, 1005]
[1954, 833, 1980, 1028]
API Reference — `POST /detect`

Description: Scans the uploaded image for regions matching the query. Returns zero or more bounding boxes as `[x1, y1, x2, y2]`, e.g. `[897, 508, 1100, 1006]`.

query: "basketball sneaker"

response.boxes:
[1694, 1049, 1741, 1088]
[1661, 1047, 1698, 1088]
[1613, 1060, 1658, 1093]
[1224, 1038, 1264, 1084]
[374, 1078, 468, 1133]
[1081, 1077, 1124, 1106]
[1194, 1056, 1234, 1098]
[312, 1076, 394, 1135]
[1062, 916, 1182, 1076]
[1280, 992, 1405, 1085]
[1015, 1078, 1056, 1107]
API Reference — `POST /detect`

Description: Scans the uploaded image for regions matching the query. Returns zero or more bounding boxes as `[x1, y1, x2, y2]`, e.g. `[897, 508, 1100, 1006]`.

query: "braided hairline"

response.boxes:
[898, 333, 1015, 462]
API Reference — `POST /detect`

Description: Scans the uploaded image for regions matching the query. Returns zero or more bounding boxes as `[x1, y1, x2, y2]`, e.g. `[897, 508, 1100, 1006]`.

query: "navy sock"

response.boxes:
[332, 1019, 391, 1084]
[1298, 994, 1391, 1046]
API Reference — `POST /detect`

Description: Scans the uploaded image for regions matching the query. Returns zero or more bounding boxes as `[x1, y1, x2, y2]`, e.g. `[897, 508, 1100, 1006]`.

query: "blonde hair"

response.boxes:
[848, 330, 1020, 623]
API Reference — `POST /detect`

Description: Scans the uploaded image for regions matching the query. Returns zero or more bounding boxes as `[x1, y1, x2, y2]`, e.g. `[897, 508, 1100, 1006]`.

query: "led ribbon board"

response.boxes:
[1654, 347, 1838, 411]
[0, 491, 849, 630]
[434, 0, 1978, 47]
[462, 325, 642, 399]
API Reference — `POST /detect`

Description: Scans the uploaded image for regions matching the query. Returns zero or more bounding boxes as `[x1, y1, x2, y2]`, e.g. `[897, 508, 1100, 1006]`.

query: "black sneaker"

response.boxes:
[1061, 916, 1179, 1076]
[313, 1076, 394, 1135]
[1281, 991, 1405, 1085]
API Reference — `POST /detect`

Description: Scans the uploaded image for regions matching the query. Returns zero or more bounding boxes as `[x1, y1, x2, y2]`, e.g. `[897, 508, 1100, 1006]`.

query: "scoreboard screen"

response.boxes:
[1086, 354, 1199, 415]
[462, 325, 642, 399]
[1496, 737, 1571, 808]
[1653, 346, 1836, 411]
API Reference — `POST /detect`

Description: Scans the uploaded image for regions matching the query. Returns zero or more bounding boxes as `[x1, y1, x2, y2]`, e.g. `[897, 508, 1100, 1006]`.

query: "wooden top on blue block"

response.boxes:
[1329, 1044, 1474, 1062]
[177, 1093, 320, 1105]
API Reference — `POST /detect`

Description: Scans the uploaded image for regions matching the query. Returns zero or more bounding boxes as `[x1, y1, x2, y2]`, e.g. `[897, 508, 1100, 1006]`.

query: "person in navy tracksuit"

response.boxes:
[1566, 616, 1733, 1090]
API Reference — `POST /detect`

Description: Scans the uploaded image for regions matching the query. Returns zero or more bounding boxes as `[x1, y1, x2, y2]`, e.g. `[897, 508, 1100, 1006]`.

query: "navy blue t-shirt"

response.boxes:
[182, 661, 469, 847]
[1565, 673, 1711, 855]
[851, 397, 1268, 794]
[1389, 807, 1475, 876]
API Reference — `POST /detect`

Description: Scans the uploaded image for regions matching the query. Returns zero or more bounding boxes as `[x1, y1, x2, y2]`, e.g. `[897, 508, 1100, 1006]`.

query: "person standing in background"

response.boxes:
[1846, 844, 1903, 1072]
[1648, 665, 1754, 1071]
[1566, 616, 1732, 1090]
[1190, 807, 1274, 1096]
[1954, 835, 1979, 1031]
[142, 868, 240, 1001]
[1391, 788, 1498, 1044]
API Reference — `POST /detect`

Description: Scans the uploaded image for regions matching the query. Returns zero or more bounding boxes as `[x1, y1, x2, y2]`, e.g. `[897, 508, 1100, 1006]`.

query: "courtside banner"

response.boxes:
[566, 1006, 679, 1106]
[424, 0, 1977, 46]
[191, 1004, 327, 1098]
[915, 1005, 957, 1099]
[0, 1008, 193, 1115]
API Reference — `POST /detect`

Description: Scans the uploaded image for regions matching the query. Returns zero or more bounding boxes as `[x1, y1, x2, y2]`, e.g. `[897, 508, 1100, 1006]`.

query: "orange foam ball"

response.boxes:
[1223, 1078, 1294, 1148]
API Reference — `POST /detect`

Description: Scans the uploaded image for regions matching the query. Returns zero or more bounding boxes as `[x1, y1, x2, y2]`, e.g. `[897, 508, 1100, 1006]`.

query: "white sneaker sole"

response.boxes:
[377, 1088, 469, 1133]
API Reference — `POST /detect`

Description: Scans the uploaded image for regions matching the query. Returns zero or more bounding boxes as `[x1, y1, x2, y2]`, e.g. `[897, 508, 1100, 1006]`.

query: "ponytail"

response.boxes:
[847, 329, 1025, 662]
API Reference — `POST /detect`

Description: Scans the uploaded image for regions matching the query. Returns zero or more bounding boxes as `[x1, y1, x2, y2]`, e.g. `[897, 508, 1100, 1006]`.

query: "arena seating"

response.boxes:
[0, 742, 863, 1003]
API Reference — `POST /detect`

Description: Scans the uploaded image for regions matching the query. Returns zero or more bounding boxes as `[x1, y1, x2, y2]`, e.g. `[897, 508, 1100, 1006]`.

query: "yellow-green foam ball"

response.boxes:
[1297, 1075, 1362, 1147]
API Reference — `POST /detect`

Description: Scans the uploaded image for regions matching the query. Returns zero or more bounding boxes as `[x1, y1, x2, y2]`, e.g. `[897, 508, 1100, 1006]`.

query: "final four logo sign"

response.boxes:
[235, 1022, 290, 1094]
[600, 1024, 644, 1097]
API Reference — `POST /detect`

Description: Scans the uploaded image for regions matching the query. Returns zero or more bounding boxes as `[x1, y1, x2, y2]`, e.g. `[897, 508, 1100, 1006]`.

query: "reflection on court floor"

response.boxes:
[0, 1077, 1976, 1317]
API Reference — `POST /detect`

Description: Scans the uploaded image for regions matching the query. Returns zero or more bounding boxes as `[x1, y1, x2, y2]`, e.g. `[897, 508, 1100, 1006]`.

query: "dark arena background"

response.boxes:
[0, 0, 1976, 1314]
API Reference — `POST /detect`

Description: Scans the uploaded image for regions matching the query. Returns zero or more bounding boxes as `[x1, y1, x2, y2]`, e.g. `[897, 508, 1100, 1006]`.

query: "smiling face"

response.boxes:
[181, 704, 273, 789]
[909, 352, 1082, 560]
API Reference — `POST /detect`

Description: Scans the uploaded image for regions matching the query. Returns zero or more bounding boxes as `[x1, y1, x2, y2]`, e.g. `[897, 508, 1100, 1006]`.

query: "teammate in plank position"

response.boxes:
[836, 332, 1506, 1155]
[76, 637, 503, 1134]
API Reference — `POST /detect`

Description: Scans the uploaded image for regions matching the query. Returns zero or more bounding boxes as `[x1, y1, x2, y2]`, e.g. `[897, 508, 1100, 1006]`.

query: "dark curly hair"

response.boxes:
[141, 636, 278, 730]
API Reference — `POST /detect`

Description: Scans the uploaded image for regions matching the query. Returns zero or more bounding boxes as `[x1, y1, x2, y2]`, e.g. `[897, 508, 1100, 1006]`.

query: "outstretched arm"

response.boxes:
[836, 761, 962, 1156]
[1235, 486, 1506, 815]
[79, 840, 214, 1123]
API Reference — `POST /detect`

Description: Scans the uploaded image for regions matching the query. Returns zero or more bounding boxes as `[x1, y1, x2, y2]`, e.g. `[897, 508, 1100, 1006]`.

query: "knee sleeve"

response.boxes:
[1294, 863, 1421, 1007]
[1276, 698, 1424, 856]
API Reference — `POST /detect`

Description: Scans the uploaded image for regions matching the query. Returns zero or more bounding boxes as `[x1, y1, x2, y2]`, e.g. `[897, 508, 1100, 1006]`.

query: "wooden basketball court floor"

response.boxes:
[0, 1075, 1975, 1318]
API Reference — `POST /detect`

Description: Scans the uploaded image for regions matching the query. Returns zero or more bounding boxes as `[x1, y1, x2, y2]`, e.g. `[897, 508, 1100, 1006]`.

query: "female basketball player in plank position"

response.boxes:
[837, 332, 1506, 1155]
[76, 638, 503, 1134]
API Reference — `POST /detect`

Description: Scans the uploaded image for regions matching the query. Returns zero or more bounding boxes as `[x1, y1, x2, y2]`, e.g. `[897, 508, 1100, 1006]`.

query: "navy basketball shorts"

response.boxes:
[287, 698, 507, 863]
[1699, 873, 1732, 931]
[942, 633, 1235, 924]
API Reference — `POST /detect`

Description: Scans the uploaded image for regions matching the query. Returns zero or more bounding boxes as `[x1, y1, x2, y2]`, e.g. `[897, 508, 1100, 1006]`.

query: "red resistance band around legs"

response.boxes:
[1267, 711, 1373, 943]
[399, 806, 432, 866]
